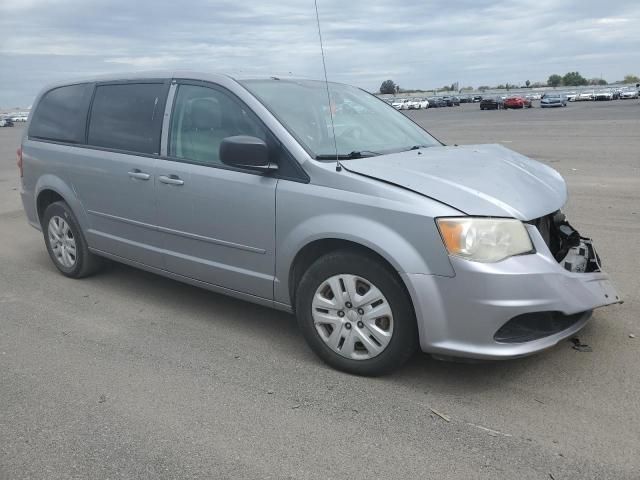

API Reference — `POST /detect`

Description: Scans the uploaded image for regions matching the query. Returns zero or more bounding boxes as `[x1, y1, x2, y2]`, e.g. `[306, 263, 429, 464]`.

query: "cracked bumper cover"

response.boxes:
[403, 224, 621, 359]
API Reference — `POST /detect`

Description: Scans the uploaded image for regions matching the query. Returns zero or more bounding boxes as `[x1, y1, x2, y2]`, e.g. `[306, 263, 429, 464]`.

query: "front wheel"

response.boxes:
[295, 251, 418, 376]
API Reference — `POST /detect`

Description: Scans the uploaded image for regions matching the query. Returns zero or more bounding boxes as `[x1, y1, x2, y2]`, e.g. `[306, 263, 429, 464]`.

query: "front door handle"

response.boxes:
[158, 174, 184, 186]
[128, 169, 151, 180]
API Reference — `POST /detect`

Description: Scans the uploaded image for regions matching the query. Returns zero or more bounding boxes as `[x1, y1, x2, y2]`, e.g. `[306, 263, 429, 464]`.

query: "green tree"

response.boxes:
[623, 74, 640, 84]
[379, 79, 397, 95]
[478, 85, 490, 92]
[547, 74, 562, 87]
[525, 80, 531, 88]
[562, 71, 588, 86]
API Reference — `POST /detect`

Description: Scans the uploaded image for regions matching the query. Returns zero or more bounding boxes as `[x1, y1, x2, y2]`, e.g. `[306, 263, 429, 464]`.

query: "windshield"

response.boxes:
[240, 79, 440, 159]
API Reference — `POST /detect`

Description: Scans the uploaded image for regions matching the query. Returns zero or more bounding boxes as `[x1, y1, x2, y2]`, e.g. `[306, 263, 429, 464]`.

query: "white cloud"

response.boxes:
[1, 0, 639, 105]
[105, 55, 182, 68]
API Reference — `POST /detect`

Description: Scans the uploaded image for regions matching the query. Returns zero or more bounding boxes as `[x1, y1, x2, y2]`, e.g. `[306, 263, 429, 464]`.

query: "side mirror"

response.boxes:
[220, 136, 277, 172]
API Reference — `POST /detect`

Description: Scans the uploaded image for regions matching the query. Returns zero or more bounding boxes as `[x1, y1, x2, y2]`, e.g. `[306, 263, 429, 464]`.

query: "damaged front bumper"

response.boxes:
[403, 220, 621, 360]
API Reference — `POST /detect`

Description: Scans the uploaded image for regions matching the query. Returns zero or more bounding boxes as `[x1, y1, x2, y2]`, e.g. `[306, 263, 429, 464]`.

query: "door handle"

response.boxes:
[128, 169, 151, 180]
[158, 174, 184, 186]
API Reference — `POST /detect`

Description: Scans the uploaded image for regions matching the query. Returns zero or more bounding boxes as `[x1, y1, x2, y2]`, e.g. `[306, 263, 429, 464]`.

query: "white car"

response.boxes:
[392, 98, 410, 110]
[407, 98, 429, 109]
[565, 92, 578, 102]
[620, 89, 639, 99]
[575, 91, 595, 101]
[526, 93, 542, 100]
[594, 90, 613, 101]
[11, 115, 28, 122]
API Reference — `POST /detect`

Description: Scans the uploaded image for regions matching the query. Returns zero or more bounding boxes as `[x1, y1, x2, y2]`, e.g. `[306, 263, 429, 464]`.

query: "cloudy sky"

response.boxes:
[1, 0, 639, 106]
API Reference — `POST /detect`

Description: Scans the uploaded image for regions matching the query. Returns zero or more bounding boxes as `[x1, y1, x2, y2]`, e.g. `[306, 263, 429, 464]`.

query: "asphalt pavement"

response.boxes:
[1, 100, 639, 479]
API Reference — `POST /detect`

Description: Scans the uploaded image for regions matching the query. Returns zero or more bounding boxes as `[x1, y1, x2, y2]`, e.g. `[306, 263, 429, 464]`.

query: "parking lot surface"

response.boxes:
[1, 100, 639, 479]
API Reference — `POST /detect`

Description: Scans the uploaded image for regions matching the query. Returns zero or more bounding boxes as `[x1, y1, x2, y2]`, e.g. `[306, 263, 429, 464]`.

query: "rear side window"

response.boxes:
[88, 83, 166, 155]
[29, 83, 93, 143]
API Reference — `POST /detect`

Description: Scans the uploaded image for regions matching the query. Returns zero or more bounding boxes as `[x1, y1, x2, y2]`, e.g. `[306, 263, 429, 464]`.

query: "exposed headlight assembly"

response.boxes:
[436, 217, 534, 263]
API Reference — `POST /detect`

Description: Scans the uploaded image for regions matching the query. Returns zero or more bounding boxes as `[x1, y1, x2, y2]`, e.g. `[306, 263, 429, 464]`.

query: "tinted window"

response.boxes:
[29, 83, 93, 143]
[169, 84, 267, 166]
[88, 83, 166, 154]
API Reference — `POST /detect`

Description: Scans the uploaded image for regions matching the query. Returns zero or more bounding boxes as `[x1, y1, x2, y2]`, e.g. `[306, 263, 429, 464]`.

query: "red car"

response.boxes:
[504, 96, 532, 109]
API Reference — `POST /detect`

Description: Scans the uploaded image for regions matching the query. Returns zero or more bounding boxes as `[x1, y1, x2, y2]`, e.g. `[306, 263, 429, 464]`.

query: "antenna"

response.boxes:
[314, 0, 341, 172]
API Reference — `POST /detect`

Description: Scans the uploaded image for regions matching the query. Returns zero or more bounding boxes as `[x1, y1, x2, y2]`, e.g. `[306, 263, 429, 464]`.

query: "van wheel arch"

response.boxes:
[288, 239, 409, 312]
[37, 189, 65, 225]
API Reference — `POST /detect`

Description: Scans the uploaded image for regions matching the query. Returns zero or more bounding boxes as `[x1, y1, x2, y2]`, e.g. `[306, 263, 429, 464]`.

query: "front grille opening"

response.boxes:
[494, 311, 587, 343]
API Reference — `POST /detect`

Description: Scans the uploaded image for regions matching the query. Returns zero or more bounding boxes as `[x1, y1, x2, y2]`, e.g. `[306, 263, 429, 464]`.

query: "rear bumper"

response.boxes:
[403, 224, 621, 360]
[20, 189, 41, 230]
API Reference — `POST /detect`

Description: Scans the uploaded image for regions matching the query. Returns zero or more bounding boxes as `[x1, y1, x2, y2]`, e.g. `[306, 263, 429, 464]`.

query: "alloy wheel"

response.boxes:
[48, 216, 77, 268]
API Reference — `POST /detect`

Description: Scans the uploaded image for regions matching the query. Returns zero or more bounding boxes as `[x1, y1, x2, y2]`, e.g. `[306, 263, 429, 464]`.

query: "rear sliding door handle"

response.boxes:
[158, 175, 184, 186]
[128, 170, 151, 180]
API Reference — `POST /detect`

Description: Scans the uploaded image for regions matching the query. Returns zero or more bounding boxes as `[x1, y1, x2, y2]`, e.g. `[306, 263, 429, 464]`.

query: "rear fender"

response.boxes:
[35, 175, 89, 231]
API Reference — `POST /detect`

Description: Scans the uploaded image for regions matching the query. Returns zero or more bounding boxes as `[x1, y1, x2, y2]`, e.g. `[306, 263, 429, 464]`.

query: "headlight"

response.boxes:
[436, 217, 534, 263]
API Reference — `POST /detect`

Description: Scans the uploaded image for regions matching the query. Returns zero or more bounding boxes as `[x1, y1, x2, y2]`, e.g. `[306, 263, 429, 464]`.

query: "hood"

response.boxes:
[342, 144, 567, 220]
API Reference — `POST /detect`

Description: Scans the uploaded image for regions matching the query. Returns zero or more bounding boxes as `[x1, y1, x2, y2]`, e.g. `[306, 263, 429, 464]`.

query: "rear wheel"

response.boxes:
[295, 251, 418, 376]
[42, 201, 103, 278]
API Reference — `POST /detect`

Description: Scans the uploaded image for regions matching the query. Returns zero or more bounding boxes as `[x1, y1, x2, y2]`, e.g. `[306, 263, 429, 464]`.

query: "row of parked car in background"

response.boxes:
[480, 93, 569, 109]
[387, 86, 638, 112]
[568, 87, 639, 101]
[479, 96, 531, 110]
[0, 113, 29, 127]
[389, 94, 485, 109]
[481, 87, 639, 109]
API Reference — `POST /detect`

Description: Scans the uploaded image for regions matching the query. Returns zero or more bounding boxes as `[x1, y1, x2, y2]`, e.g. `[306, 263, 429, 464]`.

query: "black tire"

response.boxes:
[42, 201, 103, 278]
[295, 250, 419, 376]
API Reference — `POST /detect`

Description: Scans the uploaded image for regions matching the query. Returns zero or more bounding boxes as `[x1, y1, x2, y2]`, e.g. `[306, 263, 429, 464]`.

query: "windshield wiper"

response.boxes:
[401, 145, 431, 152]
[315, 150, 381, 160]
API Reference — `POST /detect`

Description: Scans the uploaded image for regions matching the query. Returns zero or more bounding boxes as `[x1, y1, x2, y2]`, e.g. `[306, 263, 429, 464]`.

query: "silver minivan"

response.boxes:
[19, 72, 621, 375]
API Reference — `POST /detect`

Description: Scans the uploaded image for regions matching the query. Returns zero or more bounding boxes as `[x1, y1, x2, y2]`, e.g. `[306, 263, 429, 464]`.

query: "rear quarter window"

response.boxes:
[29, 83, 93, 143]
[87, 83, 167, 155]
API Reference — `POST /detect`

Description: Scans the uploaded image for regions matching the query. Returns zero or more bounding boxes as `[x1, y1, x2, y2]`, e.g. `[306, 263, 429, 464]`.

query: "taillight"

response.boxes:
[16, 147, 23, 178]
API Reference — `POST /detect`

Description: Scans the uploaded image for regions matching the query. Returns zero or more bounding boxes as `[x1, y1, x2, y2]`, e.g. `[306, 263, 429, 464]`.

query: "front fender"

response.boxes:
[274, 185, 454, 304]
